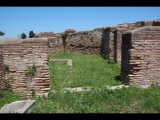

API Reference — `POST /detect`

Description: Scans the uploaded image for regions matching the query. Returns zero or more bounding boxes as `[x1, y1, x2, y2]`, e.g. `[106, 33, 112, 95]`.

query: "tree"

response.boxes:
[21, 33, 27, 39]
[0, 31, 5, 36]
[29, 30, 35, 38]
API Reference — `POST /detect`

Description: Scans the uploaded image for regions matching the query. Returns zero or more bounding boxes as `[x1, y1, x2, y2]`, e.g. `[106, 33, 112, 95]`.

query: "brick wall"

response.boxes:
[121, 26, 160, 86]
[66, 28, 103, 55]
[112, 20, 160, 64]
[0, 46, 5, 90]
[0, 38, 50, 98]
[101, 27, 117, 60]
[48, 37, 64, 55]
[48, 28, 104, 55]
[48, 19, 160, 64]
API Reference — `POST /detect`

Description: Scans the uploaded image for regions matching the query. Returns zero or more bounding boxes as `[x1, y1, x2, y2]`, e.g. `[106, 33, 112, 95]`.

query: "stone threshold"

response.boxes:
[36, 83, 158, 97]
[49, 59, 73, 67]
[36, 84, 130, 97]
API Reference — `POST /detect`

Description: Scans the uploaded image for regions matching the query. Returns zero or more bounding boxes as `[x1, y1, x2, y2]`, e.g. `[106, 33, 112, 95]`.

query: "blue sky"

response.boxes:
[0, 7, 160, 40]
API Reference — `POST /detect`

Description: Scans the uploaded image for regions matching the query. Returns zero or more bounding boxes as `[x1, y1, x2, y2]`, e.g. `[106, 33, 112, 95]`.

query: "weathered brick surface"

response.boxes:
[48, 37, 64, 55]
[100, 27, 110, 59]
[101, 27, 117, 60]
[0, 47, 5, 90]
[112, 19, 160, 64]
[135, 21, 145, 27]
[49, 28, 103, 55]
[0, 38, 50, 97]
[145, 20, 153, 26]
[121, 26, 160, 86]
[66, 28, 103, 55]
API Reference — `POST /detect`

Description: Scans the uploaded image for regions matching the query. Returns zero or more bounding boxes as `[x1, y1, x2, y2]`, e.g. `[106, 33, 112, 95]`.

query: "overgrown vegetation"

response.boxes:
[0, 77, 22, 108]
[25, 63, 36, 98]
[49, 51, 122, 91]
[0, 64, 37, 109]
[25, 63, 36, 78]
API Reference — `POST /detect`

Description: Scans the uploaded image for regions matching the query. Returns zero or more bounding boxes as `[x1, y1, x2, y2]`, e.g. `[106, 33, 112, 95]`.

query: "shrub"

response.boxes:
[0, 31, 5, 36]
[21, 33, 27, 39]
[29, 30, 36, 38]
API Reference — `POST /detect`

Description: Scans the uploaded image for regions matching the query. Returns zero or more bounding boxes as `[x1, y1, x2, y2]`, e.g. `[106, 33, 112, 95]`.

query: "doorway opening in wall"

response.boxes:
[48, 51, 123, 91]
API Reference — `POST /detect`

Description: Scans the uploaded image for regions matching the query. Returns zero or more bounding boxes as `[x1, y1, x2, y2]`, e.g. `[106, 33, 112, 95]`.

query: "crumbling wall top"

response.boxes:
[123, 26, 160, 35]
[0, 38, 48, 45]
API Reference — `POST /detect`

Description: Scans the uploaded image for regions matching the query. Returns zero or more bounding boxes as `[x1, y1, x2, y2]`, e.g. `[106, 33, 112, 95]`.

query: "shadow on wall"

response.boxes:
[121, 33, 132, 85]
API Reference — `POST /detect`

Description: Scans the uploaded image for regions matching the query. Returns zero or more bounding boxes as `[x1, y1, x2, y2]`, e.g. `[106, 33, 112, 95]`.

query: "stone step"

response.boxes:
[49, 59, 73, 67]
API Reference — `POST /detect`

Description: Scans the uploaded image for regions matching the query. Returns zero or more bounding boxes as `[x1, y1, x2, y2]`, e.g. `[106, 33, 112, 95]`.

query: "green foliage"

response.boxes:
[29, 30, 36, 38]
[25, 64, 36, 78]
[0, 31, 5, 36]
[21, 33, 27, 39]
[25, 68, 34, 77]
[0, 77, 13, 98]
[4, 78, 12, 92]
[3, 64, 9, 73]
[25, 64, 36, 99]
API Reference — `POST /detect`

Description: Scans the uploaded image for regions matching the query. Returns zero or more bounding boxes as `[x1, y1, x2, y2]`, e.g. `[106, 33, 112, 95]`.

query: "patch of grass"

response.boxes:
[49, 51, 123, 91]
[32, 86, 160, 113]
[0, 90, 22, 108]
[0, 77, 22, 109]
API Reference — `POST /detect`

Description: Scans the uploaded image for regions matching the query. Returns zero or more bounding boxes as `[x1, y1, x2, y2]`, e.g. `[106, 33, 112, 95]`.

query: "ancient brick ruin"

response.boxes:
[0, 19, 160, 97]
[48, 19, 160, 64]
[121, 26, 160, 87]
[0, 38, 50, 98]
